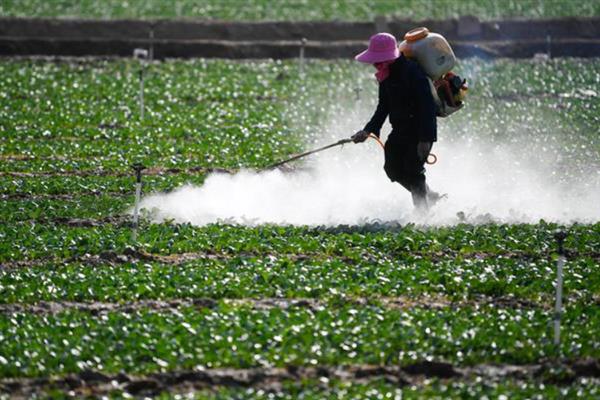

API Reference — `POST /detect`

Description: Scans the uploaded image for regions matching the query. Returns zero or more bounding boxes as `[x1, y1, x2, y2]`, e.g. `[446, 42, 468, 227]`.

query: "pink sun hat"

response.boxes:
[355, 32, 400, 64]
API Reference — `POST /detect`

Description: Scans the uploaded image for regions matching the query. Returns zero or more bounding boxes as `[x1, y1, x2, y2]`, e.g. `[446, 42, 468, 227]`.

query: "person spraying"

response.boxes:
[352, 31, 462, 210]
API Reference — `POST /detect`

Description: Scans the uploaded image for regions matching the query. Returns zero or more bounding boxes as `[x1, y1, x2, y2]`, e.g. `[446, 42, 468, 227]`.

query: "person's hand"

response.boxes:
[351, 130, 370, 143]
[417, 141, 432, 162]
[437, 102, 464, 118]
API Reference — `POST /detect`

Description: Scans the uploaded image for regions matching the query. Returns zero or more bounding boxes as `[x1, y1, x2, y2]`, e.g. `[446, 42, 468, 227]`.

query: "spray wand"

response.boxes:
[264, 137, 353, 170]
[264, 133, 436, 170]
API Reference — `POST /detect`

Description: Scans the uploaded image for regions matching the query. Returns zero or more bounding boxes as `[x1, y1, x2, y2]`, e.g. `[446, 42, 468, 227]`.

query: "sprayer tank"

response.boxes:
[398, 27, 456, 80]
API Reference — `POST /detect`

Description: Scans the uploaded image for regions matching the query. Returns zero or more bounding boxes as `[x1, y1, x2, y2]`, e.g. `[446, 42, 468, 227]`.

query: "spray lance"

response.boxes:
[264, 133, 436, 170]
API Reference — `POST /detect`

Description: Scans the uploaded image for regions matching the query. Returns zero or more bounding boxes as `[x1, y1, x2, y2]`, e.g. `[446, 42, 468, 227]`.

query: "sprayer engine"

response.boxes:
[435, 72, 468, 107]
[431, 72, 468, 117]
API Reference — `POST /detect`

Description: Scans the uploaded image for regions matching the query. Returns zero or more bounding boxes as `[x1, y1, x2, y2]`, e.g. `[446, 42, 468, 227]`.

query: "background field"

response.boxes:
[2, 0, 600, 21]
[1, 55, 599, 398]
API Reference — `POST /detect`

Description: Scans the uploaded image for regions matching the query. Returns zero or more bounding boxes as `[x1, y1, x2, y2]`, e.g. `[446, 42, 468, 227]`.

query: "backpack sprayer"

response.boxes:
[399, 27, 468, 117]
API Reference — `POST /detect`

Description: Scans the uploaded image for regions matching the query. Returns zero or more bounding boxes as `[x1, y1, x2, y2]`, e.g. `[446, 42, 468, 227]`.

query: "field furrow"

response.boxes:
[0, 294, 549, 315]
[2, 361, 599, 398]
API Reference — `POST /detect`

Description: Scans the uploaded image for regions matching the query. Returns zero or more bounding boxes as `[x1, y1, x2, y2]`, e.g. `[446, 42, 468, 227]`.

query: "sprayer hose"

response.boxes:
[368, 133, 385, 149]
[367, 133, 437, 165]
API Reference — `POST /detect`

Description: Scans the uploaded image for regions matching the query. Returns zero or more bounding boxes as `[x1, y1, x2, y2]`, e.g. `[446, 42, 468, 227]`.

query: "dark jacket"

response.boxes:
[363, 54, 437, 142]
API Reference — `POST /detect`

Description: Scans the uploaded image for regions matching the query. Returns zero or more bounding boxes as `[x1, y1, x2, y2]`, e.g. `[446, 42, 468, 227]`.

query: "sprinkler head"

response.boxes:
[133, 48, 149, 60]
[554, 230, 567, 255]
[131, 162, 146, 172]
[131, 163, 146, 182]
[554, 230, 567, 242]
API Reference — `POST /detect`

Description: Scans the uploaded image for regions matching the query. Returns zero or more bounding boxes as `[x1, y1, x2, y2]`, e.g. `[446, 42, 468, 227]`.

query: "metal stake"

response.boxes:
[553, 231, 567, 346]
[133, 48, 149, 120]
[139, 68, 145, 120]
[132, 163, 146, 241]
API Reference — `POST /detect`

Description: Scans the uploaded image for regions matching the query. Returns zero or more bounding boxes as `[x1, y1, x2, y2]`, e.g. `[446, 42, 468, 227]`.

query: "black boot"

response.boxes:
[411, 181, 429, 211]
[426, 187, 447, 207]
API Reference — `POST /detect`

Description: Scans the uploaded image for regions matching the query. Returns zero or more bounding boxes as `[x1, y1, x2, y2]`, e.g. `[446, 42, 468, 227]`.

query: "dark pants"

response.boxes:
[383, 133, 428, 206]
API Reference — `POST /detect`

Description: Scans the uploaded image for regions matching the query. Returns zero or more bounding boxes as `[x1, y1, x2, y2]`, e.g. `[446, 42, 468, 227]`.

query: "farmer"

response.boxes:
[352, 32, 441, 210]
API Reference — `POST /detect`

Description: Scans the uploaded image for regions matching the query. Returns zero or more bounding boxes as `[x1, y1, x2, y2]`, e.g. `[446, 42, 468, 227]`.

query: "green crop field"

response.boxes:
[1, 56, 599, 398]
[2, 0, 600, 21]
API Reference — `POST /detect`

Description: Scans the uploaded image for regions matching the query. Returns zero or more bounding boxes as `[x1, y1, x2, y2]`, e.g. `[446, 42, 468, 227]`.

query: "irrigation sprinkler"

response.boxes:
[131, 163, 146, 241]
[133, 48, 149, 120]
[133, 48, 148, 60]
[553, 230, 567, 346]
[139, 68, 145, 120]
[354, 86, 362, 101]
[299, 38, 307, 78]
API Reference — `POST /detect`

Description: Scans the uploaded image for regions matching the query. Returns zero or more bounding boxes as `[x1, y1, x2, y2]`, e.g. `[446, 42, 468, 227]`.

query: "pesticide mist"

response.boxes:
[139, 61, 600, 226]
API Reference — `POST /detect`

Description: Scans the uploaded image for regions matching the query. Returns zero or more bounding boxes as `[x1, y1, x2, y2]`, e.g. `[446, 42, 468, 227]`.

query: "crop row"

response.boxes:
[2, 221, 598, 262]
[1, 254, 598, 303]
[1, 303, 599, 378]
[0, 173, 207, 196]
[2, 0, 599, 20]
[0, 59, 363, 172]
[0, 172, 210, 223]
[160, 379, 600, 400]
[2, 196, 132, 224]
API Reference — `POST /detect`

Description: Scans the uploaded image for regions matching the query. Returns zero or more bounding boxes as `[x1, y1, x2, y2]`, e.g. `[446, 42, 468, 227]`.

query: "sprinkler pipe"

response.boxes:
[131, 163, 146, 241]
[133, 48, 149, 120]
[553, 230, 567, 346]
[299, 38, 307, 78]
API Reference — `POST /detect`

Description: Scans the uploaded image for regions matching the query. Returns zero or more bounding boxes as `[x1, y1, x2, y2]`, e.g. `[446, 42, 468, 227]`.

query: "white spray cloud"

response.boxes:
[139, 89, 599, 227]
